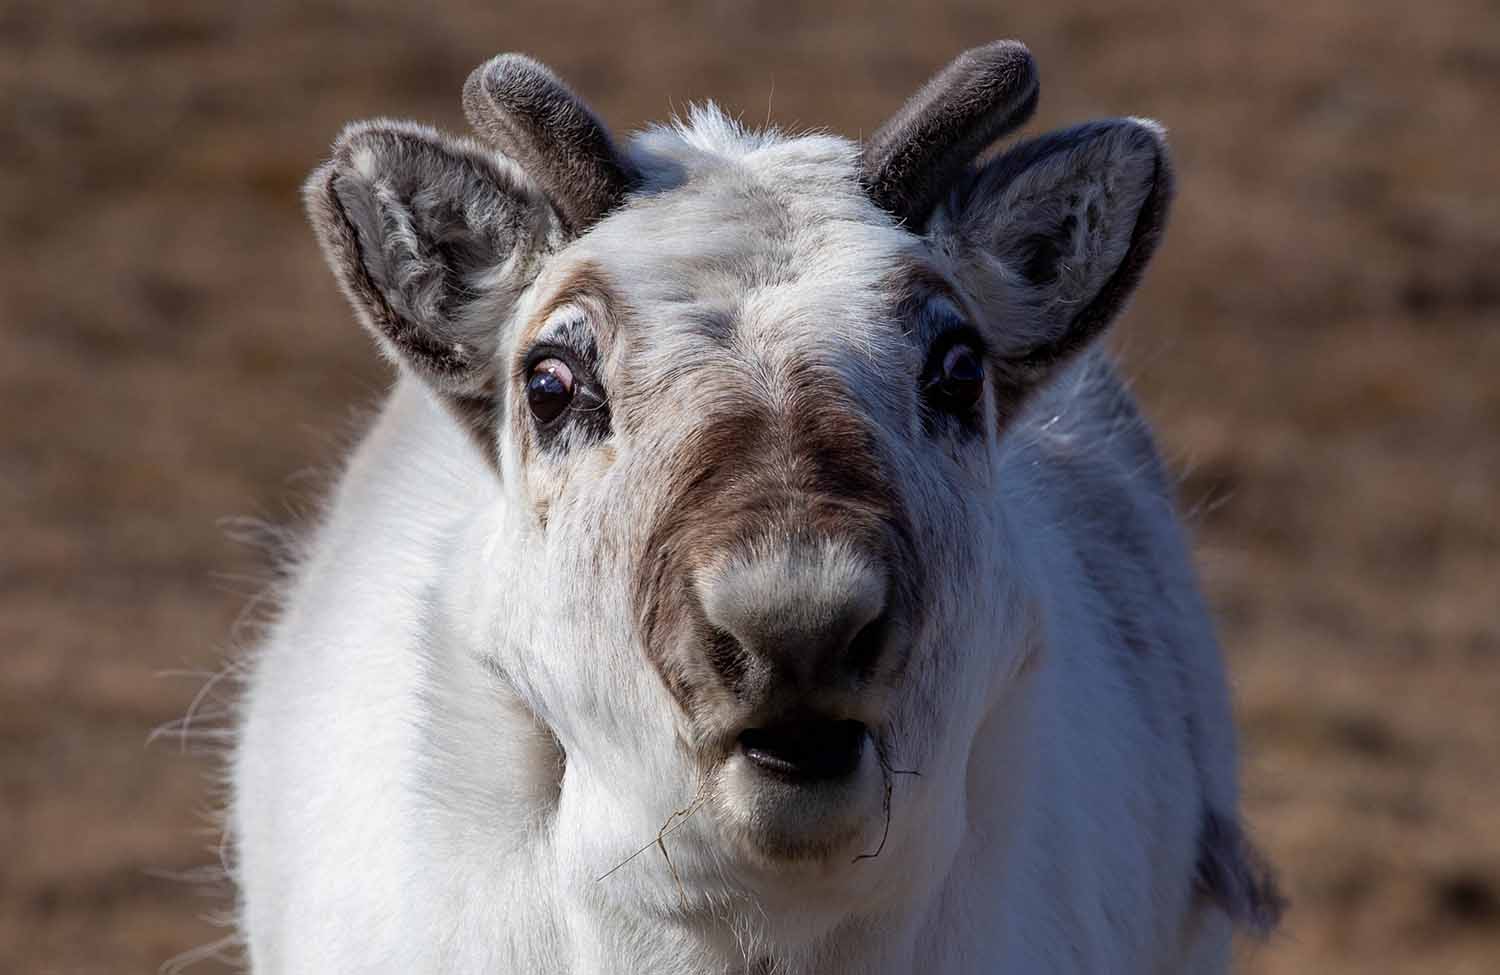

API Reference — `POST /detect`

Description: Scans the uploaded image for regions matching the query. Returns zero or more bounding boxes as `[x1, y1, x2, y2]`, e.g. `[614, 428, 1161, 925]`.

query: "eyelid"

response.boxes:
[519, 337, 600, 386]
[523, 342, 579, 371]
[924, 293, 965, 322]
[519, 304, 598, 367]
[911, 288, 986, 355]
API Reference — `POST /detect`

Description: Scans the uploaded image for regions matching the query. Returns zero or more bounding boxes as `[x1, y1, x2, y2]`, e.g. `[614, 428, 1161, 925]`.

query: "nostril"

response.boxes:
[844, 612, 890, 675]
[738, 718, 867, 781]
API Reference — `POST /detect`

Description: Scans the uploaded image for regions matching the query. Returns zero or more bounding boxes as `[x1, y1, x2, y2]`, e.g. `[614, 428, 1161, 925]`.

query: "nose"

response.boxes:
[697, 541, 891, 699]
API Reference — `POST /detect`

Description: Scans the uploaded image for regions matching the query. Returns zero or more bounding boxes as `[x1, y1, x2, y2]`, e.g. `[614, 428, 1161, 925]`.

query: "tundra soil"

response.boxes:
[2, 1, 1497, 972]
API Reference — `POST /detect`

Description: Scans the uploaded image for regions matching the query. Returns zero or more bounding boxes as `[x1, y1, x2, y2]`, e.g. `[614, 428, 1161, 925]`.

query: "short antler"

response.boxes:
[862, 41, 1040, 229]
[462, 54, 638, 236]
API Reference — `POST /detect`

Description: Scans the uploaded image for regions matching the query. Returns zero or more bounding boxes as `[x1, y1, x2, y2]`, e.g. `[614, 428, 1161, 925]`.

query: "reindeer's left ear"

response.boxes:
[930, 119, 1173, 407]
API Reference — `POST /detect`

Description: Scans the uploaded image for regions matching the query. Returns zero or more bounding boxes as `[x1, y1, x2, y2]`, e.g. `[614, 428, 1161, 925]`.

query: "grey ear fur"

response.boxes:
[303, 120, 563, 457]
[931, 118, 1174, 416]
[463, 54, 638, 237]
[862, 40, 1040, 230]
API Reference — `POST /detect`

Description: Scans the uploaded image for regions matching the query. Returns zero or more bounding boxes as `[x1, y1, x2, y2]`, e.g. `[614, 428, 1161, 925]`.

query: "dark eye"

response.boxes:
[928, 343, 984, 412]
[526, 358, 575, 424]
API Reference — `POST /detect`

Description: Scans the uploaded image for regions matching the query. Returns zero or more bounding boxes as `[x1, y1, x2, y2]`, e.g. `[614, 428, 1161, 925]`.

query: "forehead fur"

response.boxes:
[551, 106, 924, 416]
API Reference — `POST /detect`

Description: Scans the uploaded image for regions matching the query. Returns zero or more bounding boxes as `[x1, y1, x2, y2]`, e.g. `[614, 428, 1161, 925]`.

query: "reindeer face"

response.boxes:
[304, 47, 1172, 875]
[501, 150, 996, 859]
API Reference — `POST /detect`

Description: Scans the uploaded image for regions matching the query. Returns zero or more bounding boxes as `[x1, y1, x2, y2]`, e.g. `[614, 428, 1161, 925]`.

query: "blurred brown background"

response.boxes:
[2, 0, 1497, 972]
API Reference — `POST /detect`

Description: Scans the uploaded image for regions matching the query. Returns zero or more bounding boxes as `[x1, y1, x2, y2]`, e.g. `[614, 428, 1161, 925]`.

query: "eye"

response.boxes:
[927, 342, 985, 413]
[526, 357, 575, 424]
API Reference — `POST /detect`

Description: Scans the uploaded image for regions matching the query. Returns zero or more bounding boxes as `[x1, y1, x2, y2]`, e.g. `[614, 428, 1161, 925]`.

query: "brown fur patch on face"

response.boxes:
[631, 364, 921, 723]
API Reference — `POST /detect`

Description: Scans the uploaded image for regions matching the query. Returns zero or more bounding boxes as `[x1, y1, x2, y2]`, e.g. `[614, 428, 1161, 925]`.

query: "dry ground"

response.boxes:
[2, 1, 1497, 972]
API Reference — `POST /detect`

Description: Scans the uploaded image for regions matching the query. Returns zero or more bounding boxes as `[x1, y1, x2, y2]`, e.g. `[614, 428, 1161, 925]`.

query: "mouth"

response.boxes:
[712, 715, 884, 862]
[736, 718, 868, 782]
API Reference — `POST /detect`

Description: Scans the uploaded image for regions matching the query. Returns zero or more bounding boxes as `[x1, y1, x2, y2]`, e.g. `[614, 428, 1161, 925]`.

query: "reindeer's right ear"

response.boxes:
[304, 120, 564, 429]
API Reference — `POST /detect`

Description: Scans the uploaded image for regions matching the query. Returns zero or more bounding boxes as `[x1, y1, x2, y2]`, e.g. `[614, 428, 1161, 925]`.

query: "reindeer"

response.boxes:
[230, 41, 1280, 973]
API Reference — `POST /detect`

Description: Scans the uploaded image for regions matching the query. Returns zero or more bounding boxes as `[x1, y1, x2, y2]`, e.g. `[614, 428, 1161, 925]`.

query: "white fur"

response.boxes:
[230, 108, 1247, 973]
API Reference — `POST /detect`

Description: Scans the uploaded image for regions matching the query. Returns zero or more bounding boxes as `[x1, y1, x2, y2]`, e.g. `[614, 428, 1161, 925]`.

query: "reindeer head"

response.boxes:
[303, 42, 1171, 909]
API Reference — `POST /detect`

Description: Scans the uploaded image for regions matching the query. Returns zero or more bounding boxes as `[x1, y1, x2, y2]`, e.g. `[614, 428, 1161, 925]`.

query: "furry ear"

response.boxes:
[304, 120, 564, 455]
[930, 119, 1173, 414]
